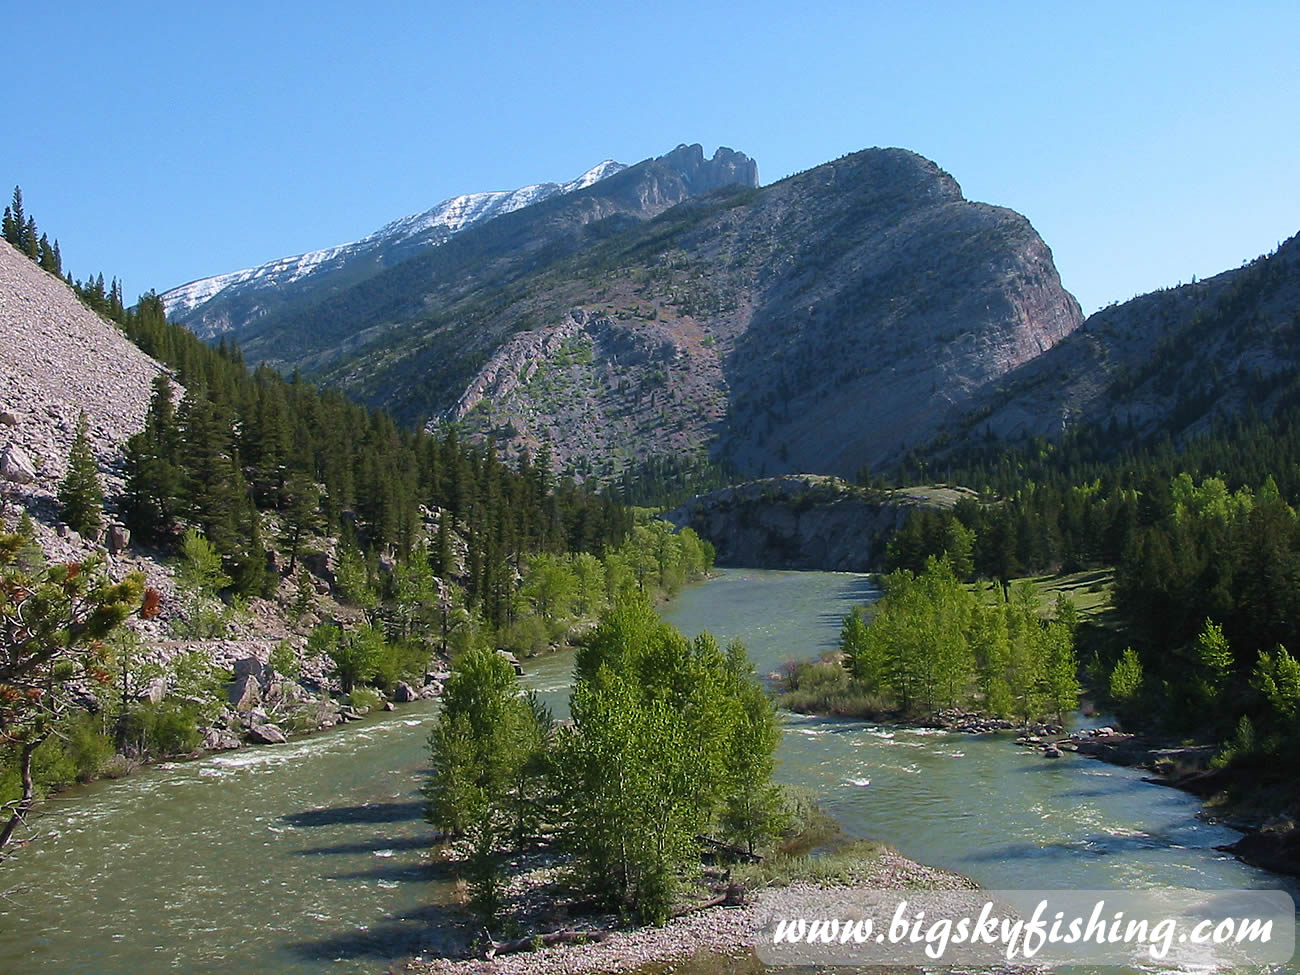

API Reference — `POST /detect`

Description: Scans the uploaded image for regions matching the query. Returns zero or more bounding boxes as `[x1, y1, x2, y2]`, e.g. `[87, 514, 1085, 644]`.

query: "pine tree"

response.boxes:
[7, 187, 25, 249]
[58, 412, 104, 537]
[21, 217, 38, 259]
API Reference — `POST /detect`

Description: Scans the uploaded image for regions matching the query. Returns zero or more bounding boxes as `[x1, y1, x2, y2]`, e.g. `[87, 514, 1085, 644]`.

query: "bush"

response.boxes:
[118, 701, 203, 758]
[372, 639, 429, 692]
[347, 687, 384, 713]
[777, 658, 888, 718]
[0, 712, 116, 804]
[499, 615, 550, 658]
[268, 639, 300, 680]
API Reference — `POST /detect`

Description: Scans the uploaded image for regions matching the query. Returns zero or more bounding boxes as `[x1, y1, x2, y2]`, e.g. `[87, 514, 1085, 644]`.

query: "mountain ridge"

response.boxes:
[160, 158, 629, 335]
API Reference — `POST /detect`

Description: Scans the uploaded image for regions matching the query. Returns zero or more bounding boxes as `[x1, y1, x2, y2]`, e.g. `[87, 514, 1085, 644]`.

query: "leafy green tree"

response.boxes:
[1194, 619, 1234, 705]
[719, 648, 788, 855]
[521, 553, 577, 622]
[424, 646, 540, 835]
[319, 624, 386, 695]
[1253, 646, 1300, 719]
[176, 528, 231, 593]
[1042, 620, 1080, 721]
[57, 412, 103, 537]
[1109, 647, 1144, 706]
[0, 536, 143, 857]
[571, 551, 606, 618]
[555, 666, 708, 923]
[334, 541, 379, 622]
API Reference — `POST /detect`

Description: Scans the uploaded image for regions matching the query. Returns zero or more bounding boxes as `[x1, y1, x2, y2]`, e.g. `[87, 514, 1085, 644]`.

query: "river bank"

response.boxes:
[403, 840, 975, 975]
[1015, 726, 1300, 877]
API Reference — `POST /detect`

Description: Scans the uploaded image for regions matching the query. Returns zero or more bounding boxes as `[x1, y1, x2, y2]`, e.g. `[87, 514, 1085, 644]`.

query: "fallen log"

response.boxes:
[483, 927, 611, 959]
[670, 882, 747, 917]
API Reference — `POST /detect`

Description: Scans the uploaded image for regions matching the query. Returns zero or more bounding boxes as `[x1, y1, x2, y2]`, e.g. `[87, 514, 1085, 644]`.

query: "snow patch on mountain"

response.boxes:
[161, 160, 626, 322]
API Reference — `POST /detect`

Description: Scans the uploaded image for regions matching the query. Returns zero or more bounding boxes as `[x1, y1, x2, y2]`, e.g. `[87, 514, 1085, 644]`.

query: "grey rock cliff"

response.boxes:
[663, 476, 976, 571]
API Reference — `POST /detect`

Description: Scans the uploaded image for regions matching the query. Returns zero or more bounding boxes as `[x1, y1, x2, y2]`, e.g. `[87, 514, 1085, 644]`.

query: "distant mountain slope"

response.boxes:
[940, 231, 1300, 450]
[214, 144, 759, 378]
[311, 147, 1080, 480]
[160, 159, 628, 338]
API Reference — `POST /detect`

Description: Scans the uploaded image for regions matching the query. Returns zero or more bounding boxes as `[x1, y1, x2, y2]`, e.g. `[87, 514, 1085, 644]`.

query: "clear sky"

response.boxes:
[8, 1, 1298, 315]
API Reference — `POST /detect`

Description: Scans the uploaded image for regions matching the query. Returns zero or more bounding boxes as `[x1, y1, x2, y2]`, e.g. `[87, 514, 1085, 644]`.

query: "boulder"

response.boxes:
[233, 656, 266, 684]
[202, 727, 243, 751]
[136, 676, 167, 704]
[0, 444, 36, 484]
[107, 523, 131, 554]
[228, 674, 262, 711]
[248, 722, 287, 745]
[0, 411, 17, 427]
[1043, 745, 1062, 759]
[392, 681, 419, 703]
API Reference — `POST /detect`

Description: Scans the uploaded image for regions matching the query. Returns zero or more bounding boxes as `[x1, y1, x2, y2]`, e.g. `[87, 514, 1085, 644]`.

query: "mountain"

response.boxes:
[933, 231, 1300, 453]
[302, 147, 1080, 480]
[201, 144, 760, 376]
[160, 158, 629, 338]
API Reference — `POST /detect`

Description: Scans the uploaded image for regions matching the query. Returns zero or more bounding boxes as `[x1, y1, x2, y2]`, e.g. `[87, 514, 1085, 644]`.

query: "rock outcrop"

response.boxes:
[0, 240, 168, 494]
[937, 231, 1300, 450]
[663, 476, 977, 571]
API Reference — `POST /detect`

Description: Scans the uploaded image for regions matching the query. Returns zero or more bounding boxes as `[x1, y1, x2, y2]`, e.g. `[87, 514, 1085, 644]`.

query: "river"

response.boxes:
[0, 569, 1293, 973]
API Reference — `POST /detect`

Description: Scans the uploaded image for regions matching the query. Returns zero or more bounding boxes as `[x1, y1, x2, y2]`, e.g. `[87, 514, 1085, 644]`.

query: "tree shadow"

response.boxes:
[282, 799, 426, 828]
[323, 859, 458, 884]
[285, 901, 467, 963]
[293, 834, 432, 856]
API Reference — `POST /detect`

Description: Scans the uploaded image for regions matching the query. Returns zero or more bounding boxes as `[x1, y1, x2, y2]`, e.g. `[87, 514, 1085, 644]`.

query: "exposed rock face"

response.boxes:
[663, 476, 977, 571]
[0, 239, 186, 638]
[940, 231, 1300, 449]
[247, 722, 287, 745]
[1, 443, 36, 484]
[427, 148, 1081, 479]
[228, 674, 263, 712]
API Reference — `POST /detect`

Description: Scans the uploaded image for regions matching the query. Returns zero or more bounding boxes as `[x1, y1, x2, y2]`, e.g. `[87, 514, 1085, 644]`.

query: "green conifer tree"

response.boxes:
[58, 412, 104, 537]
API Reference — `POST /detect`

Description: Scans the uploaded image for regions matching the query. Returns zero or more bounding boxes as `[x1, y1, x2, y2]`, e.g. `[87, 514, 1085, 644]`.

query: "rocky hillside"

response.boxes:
[0, 240, 291, 651]
[0, 240, 166, 516]
[335, 147, 1080, 480]
[662, 475, 976, 571]
[937, 231, 1300, 449]
[160, 159, 629, 339]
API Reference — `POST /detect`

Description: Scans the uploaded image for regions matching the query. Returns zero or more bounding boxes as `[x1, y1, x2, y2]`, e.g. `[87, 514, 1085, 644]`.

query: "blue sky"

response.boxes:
[9, 1, 1298, 314]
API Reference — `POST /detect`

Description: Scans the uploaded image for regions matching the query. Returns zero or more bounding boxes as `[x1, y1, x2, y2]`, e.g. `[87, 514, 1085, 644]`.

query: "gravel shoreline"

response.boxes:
[403, 848, 975, 975]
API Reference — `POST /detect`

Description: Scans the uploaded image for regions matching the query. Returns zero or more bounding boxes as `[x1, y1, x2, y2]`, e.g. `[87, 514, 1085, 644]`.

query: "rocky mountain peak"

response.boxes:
[660, 143, 760, 193]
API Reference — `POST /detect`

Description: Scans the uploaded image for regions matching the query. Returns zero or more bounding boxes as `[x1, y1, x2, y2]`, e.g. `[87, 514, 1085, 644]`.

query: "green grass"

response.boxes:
[736, 838, 889, 889]
[972, 568, 1119, 627]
